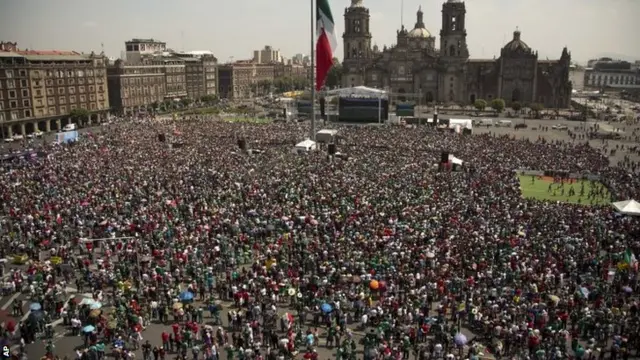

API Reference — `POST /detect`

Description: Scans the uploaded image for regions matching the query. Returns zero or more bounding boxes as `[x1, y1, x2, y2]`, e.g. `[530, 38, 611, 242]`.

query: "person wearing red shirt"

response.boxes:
[162, 331, 170, 351]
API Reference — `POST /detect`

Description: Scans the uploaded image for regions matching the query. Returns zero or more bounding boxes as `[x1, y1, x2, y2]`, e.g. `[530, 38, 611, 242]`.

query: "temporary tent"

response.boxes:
[612, 199, 640, 216]
[293, 139, 317, 153]
[316, 129, 338, 143]
[325, 86, 388, 99]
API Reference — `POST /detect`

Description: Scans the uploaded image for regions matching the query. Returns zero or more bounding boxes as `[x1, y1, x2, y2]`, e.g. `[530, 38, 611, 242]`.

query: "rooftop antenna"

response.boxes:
[101, 42, 104, 53]
[400, 0, 404, 28]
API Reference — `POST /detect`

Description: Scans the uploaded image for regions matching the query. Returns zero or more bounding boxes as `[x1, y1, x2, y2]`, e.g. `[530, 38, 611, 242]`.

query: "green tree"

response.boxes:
[180, 98, 193, 107]
[491, 98, 505, 114]
[473, 99, 487, 112]
[150, 101, 159, 110]
[530, 103, 544, 118]
[69, 108, 90, 124]
[511, 101, 522, 112]
[200, 95, 218, 104]
[325, 58, 343, 89]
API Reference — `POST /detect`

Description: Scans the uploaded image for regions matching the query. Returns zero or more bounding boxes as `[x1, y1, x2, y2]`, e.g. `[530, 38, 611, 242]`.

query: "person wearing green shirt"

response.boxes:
[225, 346, 235, 360]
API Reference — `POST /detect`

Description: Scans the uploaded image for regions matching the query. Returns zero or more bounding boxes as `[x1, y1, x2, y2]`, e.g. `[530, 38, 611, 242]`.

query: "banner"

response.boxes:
[56, 130, 78, 144]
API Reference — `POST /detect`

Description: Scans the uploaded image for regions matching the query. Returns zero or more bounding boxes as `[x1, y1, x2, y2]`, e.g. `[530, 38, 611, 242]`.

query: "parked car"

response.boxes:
[12, 134, 24, 140]
[4, 138, 14, 143]
[514, 123, 528, 129]
[552, 124, 568, 130]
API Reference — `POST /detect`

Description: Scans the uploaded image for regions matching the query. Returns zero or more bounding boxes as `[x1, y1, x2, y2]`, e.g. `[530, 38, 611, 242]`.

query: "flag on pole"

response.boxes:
[316, 0, 337, 90]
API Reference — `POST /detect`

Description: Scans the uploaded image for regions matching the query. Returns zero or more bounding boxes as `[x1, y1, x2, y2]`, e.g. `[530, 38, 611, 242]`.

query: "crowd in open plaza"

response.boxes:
[1, 115, 640, 360]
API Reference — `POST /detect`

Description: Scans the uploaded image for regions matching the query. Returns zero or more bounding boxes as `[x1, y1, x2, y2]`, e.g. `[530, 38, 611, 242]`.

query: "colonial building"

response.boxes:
[583, 60, 640, 90]
[218, 61, 275, 99]
[106, 58, 166, 114]
[173, 51, 218, 100]
[341, 0, 572, 108]
[0, 41, 109, 138]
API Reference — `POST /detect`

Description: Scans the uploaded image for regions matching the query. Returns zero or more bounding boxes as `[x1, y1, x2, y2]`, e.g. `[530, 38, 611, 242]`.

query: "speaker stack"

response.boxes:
[237, 139, 247, 151]
[440, 151, 449, 164]
[328, 143, 337, 155]
[158, 134, 166, 142]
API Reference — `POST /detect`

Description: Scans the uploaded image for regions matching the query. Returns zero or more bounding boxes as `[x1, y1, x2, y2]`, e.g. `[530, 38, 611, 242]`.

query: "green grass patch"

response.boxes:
[222, 117, 272, 124]
[517, 175, 611, 206]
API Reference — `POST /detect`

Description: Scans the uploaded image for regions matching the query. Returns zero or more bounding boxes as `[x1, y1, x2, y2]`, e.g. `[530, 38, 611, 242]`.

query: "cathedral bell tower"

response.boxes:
[440, 0, 469, 59]
[342, 0, 372, 87]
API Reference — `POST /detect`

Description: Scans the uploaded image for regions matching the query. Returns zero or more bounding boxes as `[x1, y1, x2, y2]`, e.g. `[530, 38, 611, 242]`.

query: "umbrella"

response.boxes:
[89, 309, 102, 318]
[29, 302, 42, 312]
[28, 311, 44, 323]
[173, 302, 184, 310]
[370, 280, 379, 290]
[320, 303, 333, 313]
[547, 294, 560, 304]
[454, 333, 468, 346]
[179, 291, 194, 302]
[425, 252, 435, 259]
[80, 298, 96, 306]
[82, 325, 96, 333]
[90, 302, 103, 310]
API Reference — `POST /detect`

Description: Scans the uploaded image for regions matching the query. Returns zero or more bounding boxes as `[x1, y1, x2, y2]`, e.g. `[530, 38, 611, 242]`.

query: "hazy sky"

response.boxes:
[1, 0, 637, 64]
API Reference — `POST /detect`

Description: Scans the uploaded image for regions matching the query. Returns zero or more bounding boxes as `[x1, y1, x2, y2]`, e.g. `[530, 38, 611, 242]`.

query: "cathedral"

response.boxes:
[341, 0, 572, 108]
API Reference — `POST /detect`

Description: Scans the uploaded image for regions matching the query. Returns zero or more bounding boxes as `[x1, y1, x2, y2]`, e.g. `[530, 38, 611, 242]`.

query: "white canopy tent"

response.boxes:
[293, 139, 317, 153]
[325, 86, 388, 99]
[612, 199, 640, 216]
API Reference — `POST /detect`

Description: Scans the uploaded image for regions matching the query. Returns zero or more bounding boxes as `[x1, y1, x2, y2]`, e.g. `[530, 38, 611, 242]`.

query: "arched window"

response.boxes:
[449, 45, 456, 56]
[451, 17, 457, 31]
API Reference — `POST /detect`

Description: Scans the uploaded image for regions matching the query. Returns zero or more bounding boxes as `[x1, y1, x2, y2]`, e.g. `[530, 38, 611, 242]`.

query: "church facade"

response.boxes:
[341, 0, 573, 108]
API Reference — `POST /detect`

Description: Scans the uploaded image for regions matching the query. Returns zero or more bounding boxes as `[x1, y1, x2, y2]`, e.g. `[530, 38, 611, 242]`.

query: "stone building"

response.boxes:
[218, 61, 275, 99]
[106, 58, 167, 114]
[0, 41, 109, 138]
[170, 51, 218, 100]
[341, 0, 572, 108]
[583, 60, 639, 90]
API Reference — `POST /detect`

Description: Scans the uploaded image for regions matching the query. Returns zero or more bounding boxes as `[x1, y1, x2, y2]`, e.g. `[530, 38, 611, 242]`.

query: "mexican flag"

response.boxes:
[316, 0, 337, 90]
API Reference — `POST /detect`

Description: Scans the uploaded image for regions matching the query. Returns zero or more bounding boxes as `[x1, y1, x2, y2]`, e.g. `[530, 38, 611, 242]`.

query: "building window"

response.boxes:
[5, 70, 13, 78]
[58, 88, 65, 94]
[46, 79, 53, 86]
[60, 106, 66, 113]
[20, 79, 28, 87]
[69, 87, 75, 94]
[48, 98, 55, 105]
[47, 88, 54, 96]
[0, 113, 3, 121]
[24, 110, 31, 118]
[79, 95, 86, 102]
[6, 80, 15, 88]
[59, 97, 66, 104]
[10, 111, 18, 120]
[89, 85, 95, 92]
[78, 86, 85, 93]
[69, 96, 76, 103]
[57, 79, 64, 85]
[22, 99, 30, 107]
[36, 89, 42, 96]
[8, 90, 16, 98]
[9, 101, 17, 108]
[48, 107, 55, 114]
[19, 70, 27, 77]
[70, 104, 77, 110]
[21, 89, 29, 97]
[36, 99, 42, 107]
[67, 71, 74, 77]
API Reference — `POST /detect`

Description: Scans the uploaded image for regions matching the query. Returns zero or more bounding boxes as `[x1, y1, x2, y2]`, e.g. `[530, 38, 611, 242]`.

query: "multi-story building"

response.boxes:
[0, 41, 109, 138]
[274, 62, 308, 79]
[173, 51, 218, 100]
[219, 61, 277, 99]
[125, 38, 167, 63]
[253, 46, 282, 64]
[161, 57, 186, 99]
[106, 57, 166, 114]
[583, 60, 640, 90]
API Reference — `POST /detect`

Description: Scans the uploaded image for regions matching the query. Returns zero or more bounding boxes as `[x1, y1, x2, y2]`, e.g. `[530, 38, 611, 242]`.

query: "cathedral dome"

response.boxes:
[503, 29, 531, 53]
[408, 6, 431, 38]
[408, 28, 431, 38]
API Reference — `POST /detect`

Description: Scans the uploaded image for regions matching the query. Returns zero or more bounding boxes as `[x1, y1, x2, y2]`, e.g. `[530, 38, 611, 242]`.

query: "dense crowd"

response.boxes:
[1, 117, 640, 360]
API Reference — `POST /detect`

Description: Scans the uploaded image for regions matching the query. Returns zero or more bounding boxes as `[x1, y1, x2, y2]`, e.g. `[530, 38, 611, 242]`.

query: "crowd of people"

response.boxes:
[0, 116, 640, 360]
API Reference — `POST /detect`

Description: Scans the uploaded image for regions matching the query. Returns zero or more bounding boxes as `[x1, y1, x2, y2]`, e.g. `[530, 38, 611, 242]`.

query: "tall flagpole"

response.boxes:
[310, 0, 316, 141]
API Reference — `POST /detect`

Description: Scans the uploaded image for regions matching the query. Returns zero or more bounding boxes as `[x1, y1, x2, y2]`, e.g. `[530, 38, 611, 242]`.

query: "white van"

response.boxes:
[63, 123, 77, 131]
[497, 120, 512, 127]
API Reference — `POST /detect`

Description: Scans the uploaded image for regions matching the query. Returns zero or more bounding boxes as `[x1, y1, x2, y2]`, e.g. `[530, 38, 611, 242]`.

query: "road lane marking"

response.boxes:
[0, 293, 21, 311]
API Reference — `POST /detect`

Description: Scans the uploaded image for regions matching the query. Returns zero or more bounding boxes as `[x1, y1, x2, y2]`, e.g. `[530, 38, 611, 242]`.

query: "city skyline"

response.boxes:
[0, 0, 638, 64]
